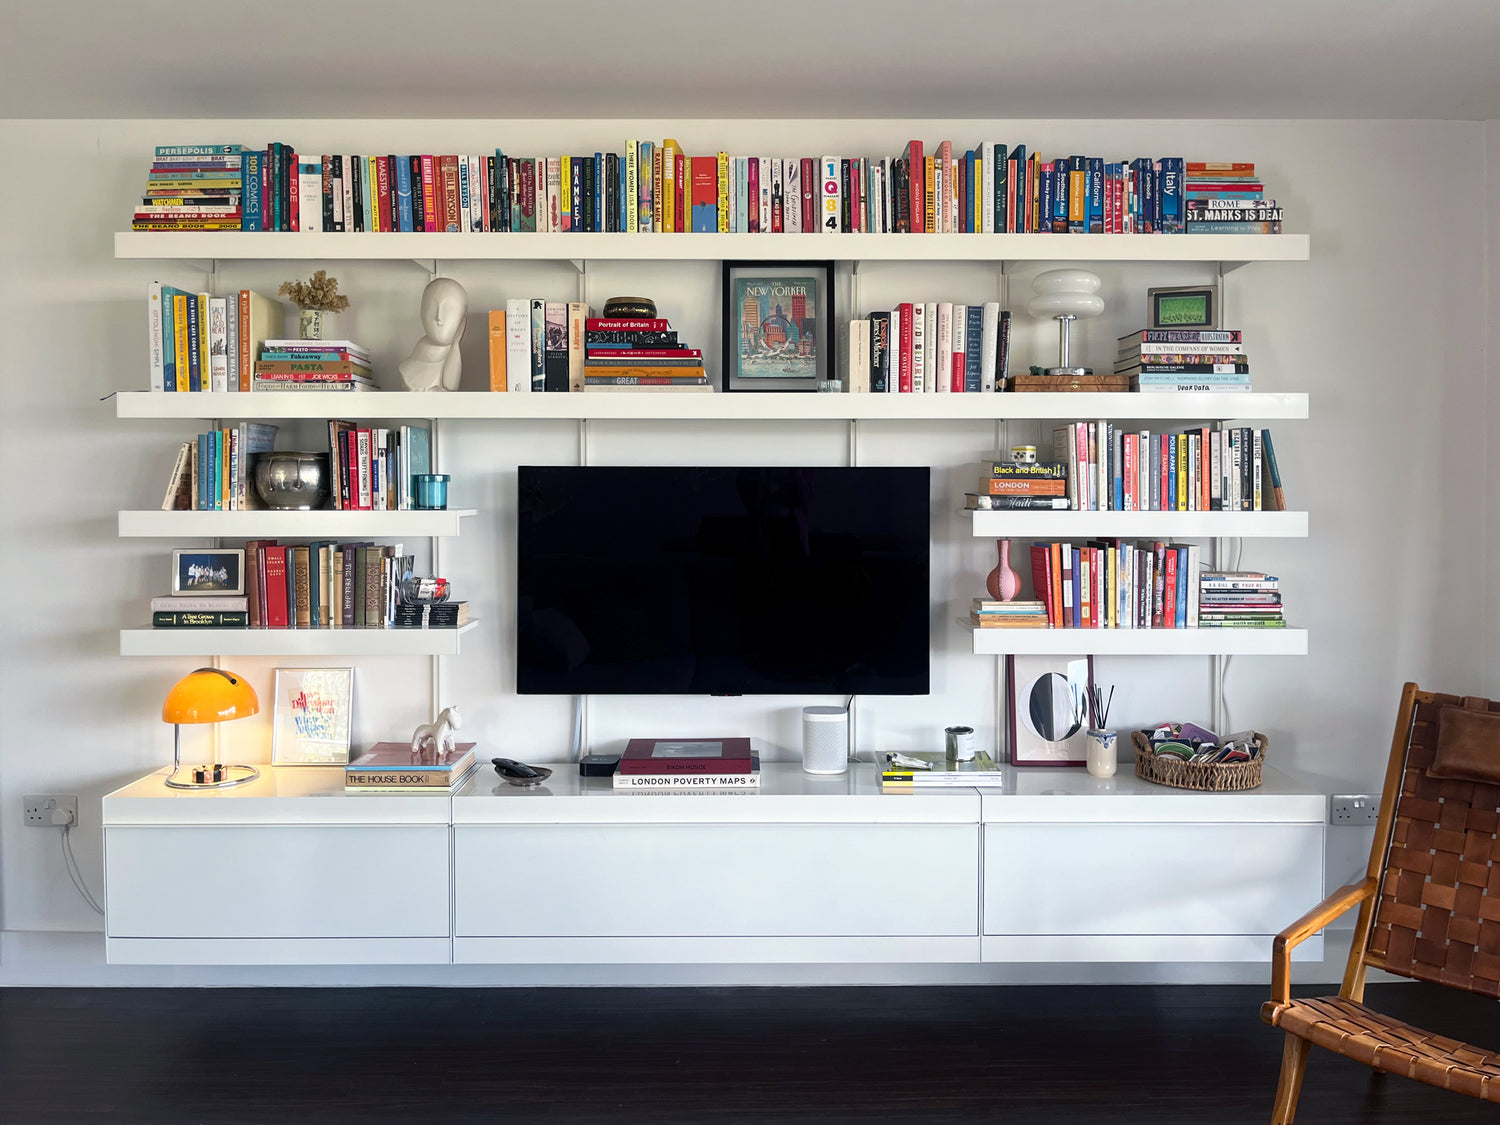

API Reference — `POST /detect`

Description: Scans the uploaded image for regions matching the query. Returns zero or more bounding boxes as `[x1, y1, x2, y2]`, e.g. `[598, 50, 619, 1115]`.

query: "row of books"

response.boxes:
[847, 303, 1010, 393]
[1115, 329, 1251, 392]
[487, 309, 709, 392]
[325, 422, 432, 510]
[146, 283, 284, 392]
[160, 424, 277, 511]
[344, 741, 478, 793]
[134, 143, 1283, 236]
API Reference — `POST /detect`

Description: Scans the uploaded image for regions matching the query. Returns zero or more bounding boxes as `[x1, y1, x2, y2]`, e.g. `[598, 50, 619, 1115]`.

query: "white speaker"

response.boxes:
[802, 705, 849, 775]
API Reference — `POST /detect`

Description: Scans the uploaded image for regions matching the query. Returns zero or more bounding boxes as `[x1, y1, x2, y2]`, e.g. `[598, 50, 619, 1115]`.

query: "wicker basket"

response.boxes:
[1132, 730, 1267, 792]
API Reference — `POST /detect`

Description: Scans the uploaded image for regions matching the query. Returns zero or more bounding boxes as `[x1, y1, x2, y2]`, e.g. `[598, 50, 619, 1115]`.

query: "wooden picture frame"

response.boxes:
[1006, 653, 1096, 766]
[270, 667, 355, 765]
[171, 548, 245, 596]
[720, 260, 834, 391]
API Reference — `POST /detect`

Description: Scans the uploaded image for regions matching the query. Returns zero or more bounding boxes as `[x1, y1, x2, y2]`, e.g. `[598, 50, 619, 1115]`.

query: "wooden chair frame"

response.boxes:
[1262, 682, 1500, 1121]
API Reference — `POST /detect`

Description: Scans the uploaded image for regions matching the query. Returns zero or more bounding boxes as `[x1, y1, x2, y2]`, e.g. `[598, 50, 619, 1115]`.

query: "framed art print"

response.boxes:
[271, 667, 354, 765]
[1006, 654, 1095, 766]
[171, 548, 245, 595]
[720, 260, 834, 391]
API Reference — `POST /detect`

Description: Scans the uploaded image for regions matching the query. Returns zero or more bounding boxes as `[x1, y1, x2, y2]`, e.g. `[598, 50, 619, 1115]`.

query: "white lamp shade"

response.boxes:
[1027, 268, 1105, 320]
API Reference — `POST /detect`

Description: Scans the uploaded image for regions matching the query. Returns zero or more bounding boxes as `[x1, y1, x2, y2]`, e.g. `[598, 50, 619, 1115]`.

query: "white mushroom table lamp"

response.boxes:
[1027, 268, 1105, 376]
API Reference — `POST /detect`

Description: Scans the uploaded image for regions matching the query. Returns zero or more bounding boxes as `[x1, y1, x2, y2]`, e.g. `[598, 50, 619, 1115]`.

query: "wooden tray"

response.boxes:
[1008, 373, 1132, 393]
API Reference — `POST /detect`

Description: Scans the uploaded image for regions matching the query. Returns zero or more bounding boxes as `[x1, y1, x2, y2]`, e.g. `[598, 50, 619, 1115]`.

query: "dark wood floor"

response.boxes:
[1, 983, 1495, 1123]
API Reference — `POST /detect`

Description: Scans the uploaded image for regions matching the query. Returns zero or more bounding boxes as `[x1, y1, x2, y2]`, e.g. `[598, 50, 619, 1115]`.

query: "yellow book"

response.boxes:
[716, 151, 730, 233]
[488, 309, 506, 391]
[367, 156, 380, 230]
[237, 290, 286, 392]
[923, 156, 936, 233]
[1069, 166, 1086, 227]
[1030, 155, 1041, 232]
[196, 293, 210, 387]
[220, 428, 230, 510]
[973, 153, 982, 232]
[171, 294, 190, 392]
[662, 138, 679, 233]
[625, 138, 639, 232]
[1107, 547, 1117, 629]
[560, 156, 572, 227]
[1177, 433, 1188, 511]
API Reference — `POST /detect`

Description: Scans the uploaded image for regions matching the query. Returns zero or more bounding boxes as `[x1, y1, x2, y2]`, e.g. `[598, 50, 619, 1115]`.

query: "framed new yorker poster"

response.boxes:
[1006, 654, 1095, 766]
[720, 260, 834, 391]
[271, 667, 354, 765]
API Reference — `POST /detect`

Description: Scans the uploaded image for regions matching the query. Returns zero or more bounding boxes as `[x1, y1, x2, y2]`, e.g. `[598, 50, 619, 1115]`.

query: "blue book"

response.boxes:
[160, 286, 178, 393]
[1087, 158, 1105, 233]
[735, 158, 748, 233]
[1159, 157, 1183, 233]
[618, 156, 628, 232]
[962, 150, 974, 232]
[241, 151, 263, 231]
[1175, 549, 1188, 628]
[458, 158, 470, 229]
[594, 152, 605, 232]
[395, 157, 413, 231]
[963, 304, 983, 391]
[1038, 167, 1054, 232]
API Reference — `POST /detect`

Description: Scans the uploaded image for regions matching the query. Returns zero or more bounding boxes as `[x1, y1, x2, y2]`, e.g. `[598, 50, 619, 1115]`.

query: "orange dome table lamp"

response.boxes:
[161, 667, 261, 790]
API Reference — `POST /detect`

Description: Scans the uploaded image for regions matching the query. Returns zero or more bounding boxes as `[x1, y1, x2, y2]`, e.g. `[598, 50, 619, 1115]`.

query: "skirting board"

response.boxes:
[105, 937, 453, 966]
[980, 934, 1325, 963]
[453, 936, 981, 965]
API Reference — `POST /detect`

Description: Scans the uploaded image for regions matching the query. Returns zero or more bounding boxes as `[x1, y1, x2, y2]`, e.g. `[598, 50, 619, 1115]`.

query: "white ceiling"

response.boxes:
[5, 0, 1500, 120]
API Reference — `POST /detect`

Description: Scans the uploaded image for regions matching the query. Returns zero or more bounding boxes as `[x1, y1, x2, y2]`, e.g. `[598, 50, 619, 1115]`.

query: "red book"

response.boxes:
[263, 546, 289, 628]
[903, 141, 923, 235]
[747, 159, 760, 233]
[588, 349, 702, 359]
[287, 150, 300, 231]
[345, 430, 359, 514]
[376, 157, 392, 232]
[1186, 162, 1255, 175]
[618, 737, 755, 775]
[1029, 544, 1052, 622]
[952, 351, 964, 394]
[897, 302, 914, 392]
[1163, 548, 1179, 628]
[673, 153, 686, 232]
[689, 156, 717, 232]
[800, 157, 815, 231]
[420, 156, 438, 232]
[585, 318, 669, 331]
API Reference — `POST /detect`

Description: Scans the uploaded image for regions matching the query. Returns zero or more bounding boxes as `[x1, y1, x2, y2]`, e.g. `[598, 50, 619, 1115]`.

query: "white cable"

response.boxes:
[61, 824, 104, 915]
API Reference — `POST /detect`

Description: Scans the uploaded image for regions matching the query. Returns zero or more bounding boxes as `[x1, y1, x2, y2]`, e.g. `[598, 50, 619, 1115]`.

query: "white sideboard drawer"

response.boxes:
[456, 823, 979, 938]
[105, 825, 450, 939]
[983, 823, 1323, 937]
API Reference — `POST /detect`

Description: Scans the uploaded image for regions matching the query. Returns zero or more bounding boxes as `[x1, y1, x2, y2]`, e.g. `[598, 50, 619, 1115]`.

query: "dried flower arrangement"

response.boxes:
[278, 270, 351, 313]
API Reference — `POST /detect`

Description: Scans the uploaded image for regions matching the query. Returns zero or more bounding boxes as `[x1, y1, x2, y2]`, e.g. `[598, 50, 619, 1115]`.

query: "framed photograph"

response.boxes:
[271, 667, 355, 765]
[171, 548, 245, 596]
[1006, 654, 1096, 766]
[1147, 283, 1219, 330]
[720, 260, 834, 391]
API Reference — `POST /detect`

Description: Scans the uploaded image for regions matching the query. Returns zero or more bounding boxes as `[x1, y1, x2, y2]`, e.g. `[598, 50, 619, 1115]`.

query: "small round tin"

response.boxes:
[945, 725, 976, 762]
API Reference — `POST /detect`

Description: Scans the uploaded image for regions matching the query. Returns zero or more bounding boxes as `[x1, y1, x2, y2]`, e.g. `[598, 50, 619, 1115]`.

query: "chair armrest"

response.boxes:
[1270, 877, 1376, 1006]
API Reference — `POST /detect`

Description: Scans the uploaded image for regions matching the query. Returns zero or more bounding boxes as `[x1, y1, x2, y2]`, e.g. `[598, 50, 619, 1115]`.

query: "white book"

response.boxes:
[982, 144, 996, 233]
[160, 441, 191, 509]
[785, 160, 802, 233]
[923, 304, 938, 392]
[625, 139, 639, 232]
[469, 155, 484, 231]
[910, 303, 926, 393]
[147, 281, 165, 392]
[935, 303, 953, 393]
[820, 157, 839, 233]
[758, 157, 771, 233]
[1097, 420, 1109, 513]
[887, 306, 901, 392]
[952, 305, 967, 393]
[613, 772, 761, 790]
[505, 298, 531, 392]
[207, 297, 229, 392]
[979, 302, 999, 392]
[299, 166, 322, 232]
[1187, 543, 1201, 627]
[1253, 429, 1264, 511]
[343, 155, 356, 234]
[848, 320, 870, 392]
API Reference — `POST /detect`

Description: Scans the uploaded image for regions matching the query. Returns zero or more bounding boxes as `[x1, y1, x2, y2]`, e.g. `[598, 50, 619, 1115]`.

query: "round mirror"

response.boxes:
[1025, 671, 1082, 743]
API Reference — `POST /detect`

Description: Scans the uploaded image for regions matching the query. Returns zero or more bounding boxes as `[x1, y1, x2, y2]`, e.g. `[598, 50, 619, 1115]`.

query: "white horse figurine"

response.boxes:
[411, 706, 462, 762]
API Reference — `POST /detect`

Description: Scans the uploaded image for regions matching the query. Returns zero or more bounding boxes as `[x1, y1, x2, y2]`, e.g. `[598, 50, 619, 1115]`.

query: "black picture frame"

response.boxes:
[1147, 283, 1219, 330]
[720, 260, 835, 392]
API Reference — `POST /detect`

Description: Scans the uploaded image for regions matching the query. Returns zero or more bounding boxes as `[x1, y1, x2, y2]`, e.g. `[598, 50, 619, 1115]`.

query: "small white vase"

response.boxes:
[1085, 729, 1118, 778]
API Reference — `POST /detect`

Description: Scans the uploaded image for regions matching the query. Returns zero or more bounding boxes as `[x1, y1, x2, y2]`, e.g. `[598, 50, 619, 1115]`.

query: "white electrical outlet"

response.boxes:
[23, 794, 78, 827]
[1330, 794, 1379, 826]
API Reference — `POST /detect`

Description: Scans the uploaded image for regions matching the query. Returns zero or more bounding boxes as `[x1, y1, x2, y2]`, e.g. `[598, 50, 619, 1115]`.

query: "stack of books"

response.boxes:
[1028, 540, 1204, 629]
[1199, 571, 1286, 629]
[254, 339, 374, 392]
[159, 424, 279, 511]
[877, 750, 1002, 791]
[147, 284, 283, 393]
[1049, 422, 1284, 512]
[393, 601, 470, 630]
[848, 304, 1010, 393]
[344, 741, 479, 794]
[612, 738, 761, 790]
[583, 317, 709, 392]
[971, 599, 1049, 629]
[1116, 330, 1250, 392]
[233, 541, 418, 629]
[151, 595, 248, 629]
[134, 145, 244, 230]
[1185, 163, 1281, 234]
[964, 457, 1069, 511]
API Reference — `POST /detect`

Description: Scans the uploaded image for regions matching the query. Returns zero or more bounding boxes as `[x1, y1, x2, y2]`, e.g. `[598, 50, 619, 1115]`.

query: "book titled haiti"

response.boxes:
[617, 737, 755, 775]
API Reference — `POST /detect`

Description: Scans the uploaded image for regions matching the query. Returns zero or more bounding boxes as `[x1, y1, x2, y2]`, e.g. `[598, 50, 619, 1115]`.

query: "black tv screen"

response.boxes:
[516, 466, 930, 695]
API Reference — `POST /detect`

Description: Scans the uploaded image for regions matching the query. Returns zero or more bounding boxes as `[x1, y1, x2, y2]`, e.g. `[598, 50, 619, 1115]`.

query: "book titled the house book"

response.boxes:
[344, 741, 476, 787]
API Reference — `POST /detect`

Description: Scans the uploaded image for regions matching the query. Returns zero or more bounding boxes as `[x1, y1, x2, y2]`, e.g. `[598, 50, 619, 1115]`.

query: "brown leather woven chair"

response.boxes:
[1262, 682, 1500, 1121]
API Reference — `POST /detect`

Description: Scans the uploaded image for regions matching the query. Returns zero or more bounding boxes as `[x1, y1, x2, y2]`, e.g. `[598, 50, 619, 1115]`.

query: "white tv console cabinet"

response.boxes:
[101, 761, 1325, 967]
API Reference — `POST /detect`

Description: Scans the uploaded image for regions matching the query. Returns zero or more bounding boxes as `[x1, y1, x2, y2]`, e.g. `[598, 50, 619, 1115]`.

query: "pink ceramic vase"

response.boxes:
[986, 539, 1021, 602]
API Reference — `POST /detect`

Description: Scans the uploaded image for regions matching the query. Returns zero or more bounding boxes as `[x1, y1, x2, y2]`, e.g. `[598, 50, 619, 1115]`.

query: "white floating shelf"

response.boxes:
[970, 627, 1307, 656]
[119, 621, 478, 657]
[968, 510, 1308, 539]
[114, 230, 1309, 265]
[114, 390, 1310, 423]
[118, 509, 477, 538]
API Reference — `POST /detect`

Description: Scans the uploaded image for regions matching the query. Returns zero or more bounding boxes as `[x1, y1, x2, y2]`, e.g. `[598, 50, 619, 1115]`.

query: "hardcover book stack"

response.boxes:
[583, 317, 709, 392]
[848, 303, 1010, 393]
[160, 424, 278, 511]
[147, 283, 284, 393]
[970, 598, 1049, 628]
[1184, 163, 1282, 234]
[1049, 422, 1285, 512]
[393, 600, 470, 630]
[1028, 540, 1205, 629]
[877, 750, 1002, 790]
[964, 458, 1070, 511]
[325, 422, 431, 510]
[344, 741, 479, 794]
[1116, 330, 1251, 392]
[151, 595, 248, 629]
[611, 738, 761, 790]
[134, 145, 244, 230]
[1198, 571, 1286, 629]
[236, 542, 423, 630]
[254, 339, 374, 392]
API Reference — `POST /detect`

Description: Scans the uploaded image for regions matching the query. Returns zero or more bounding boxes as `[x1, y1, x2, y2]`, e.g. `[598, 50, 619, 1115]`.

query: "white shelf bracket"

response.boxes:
[577, 259, 588, 302]
[1218, 260, 1251, 275]
[568, 258, 586, 274]
[411, 259, 439, 278]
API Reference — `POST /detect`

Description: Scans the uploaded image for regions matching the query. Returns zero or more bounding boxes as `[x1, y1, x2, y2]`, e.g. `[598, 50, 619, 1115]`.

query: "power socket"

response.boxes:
[1330, 794, 1380, 826]
[23, 794, 78, 828]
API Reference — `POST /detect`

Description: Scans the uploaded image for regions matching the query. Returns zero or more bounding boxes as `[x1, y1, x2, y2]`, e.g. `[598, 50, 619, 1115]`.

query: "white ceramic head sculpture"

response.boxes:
[399, 277, 468, 391]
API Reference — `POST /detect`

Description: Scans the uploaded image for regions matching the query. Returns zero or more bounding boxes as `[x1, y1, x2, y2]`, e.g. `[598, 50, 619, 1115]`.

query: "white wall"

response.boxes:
[0, 118, 1489, 984]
